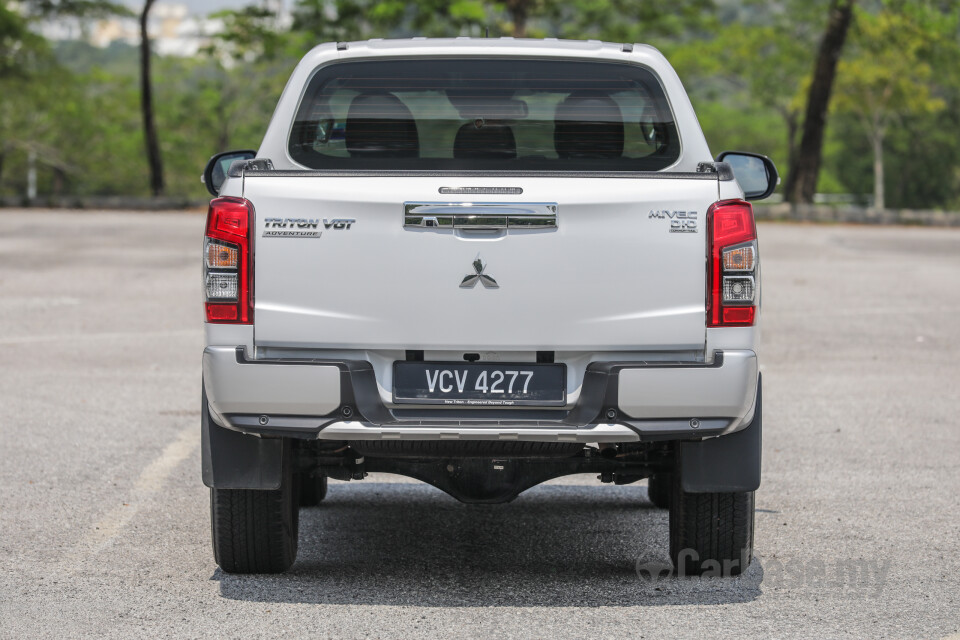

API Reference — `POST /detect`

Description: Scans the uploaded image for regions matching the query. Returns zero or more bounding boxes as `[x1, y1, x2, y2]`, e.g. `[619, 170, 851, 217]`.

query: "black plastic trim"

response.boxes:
[226, 157, 275, 178]
[227, 348, 732, 441]
[696, 161, 735, 181]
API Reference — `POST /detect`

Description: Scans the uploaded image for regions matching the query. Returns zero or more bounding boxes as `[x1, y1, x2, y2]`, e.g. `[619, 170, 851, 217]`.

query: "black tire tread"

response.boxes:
[211, 479, 298, 574]
[669, 480, 754, 576]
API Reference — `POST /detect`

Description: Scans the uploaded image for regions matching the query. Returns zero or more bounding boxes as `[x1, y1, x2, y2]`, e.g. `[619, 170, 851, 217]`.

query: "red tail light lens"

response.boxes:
[708, 200, 757, 327]
[204, 197, 253, 324]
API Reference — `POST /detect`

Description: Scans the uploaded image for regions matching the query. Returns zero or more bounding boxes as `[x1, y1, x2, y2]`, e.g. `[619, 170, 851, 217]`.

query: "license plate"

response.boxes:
[392, 362, 567, 407]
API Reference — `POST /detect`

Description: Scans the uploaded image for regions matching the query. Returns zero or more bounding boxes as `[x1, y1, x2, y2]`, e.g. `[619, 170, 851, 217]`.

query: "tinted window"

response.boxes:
[289, 58, 680, 171]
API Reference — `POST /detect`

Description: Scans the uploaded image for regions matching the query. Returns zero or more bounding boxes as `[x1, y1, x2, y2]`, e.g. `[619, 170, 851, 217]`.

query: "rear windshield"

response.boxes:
[288, 58, 680, 171]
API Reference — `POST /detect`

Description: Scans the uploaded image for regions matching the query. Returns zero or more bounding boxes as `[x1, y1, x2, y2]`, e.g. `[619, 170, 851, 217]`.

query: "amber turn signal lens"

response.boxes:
[205, 239, 238, 269]
[722, 245, 755, 272]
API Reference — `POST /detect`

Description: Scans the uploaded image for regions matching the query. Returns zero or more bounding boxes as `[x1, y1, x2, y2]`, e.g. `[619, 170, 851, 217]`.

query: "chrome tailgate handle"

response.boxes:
[404, 202, 557, 229]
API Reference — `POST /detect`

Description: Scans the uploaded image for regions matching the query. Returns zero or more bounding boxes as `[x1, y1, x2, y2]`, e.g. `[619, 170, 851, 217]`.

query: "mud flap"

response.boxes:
[680, 374, 761, 493]
[201, 386, 285, 490]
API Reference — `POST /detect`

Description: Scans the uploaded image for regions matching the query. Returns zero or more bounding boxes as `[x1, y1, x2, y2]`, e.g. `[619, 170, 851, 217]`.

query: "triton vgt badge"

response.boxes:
[460, 256, 498, 289]
[649, 210, 698, 233]
[263, 217, 321, 238]
[262, 217, 355, 237]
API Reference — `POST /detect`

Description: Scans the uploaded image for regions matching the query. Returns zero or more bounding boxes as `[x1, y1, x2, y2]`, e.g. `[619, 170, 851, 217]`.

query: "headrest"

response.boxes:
[554, 93, 624, 159]
[345, 93, 419, 158]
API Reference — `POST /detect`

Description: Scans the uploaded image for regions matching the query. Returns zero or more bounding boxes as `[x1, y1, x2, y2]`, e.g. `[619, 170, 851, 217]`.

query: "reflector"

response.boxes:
[205, 304, 238, 322]
[721, 306, 755, 325]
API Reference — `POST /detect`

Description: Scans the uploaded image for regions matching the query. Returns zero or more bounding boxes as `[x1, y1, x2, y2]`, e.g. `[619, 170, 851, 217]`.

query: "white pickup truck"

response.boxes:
[199, 38, 778, 576]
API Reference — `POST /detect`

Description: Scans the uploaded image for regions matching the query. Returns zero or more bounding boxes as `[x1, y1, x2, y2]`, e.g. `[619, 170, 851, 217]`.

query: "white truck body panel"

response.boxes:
[247, 175, 718, 351]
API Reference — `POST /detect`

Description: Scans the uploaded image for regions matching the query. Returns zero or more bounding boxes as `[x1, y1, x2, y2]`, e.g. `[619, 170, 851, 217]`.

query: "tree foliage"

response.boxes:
[17, 0, 129, 18]
[833, 9, 947, 208]
[1, 1, 50, 78]
[2, 0, 960, 208]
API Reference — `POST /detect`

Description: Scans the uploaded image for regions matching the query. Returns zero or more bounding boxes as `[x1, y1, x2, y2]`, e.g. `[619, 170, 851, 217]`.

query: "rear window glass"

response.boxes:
[289, 58, 680, 171]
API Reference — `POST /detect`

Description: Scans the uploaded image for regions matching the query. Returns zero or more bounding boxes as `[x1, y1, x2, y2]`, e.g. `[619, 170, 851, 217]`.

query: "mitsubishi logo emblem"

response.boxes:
[460, 256, 498, 289]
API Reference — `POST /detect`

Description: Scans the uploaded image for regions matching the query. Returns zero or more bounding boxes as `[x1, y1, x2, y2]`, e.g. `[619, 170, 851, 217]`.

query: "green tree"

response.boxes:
[291, 0, 488, 39]
[1, 0, 130, 195]
[206, 5, 292, 61]
[18, 0, 126, 17]
[833, 9, 946, 209]
[550, 0, 716, 42]
[0, 2, 48, 186]
[670, 19, 813, 183]
[289, 0, 715, 41]
[668, 1, 844, 185]
[367, 0, 488, 36]
[1, 1, 48, 78]
[198, 7, 305, 156]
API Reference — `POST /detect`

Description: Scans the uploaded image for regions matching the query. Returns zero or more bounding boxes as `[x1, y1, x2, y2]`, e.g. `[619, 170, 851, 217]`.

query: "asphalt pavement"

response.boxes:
[1, 209, 958, 638]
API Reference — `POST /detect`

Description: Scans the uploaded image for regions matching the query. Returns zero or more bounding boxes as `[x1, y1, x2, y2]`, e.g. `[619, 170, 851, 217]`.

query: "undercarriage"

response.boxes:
[299, 440, 674, 504]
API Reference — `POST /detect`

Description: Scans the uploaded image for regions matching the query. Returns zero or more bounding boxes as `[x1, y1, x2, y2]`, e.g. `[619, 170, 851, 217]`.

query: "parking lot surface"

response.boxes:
[1, 209, 958, 638]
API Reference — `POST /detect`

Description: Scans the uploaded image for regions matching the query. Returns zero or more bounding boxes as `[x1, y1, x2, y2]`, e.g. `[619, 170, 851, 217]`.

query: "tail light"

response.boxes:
[204, 197, 253, 323]
[707, 199, 757, 327]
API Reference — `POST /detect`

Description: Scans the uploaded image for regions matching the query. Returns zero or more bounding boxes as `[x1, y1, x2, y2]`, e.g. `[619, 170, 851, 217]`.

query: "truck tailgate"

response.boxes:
[247, 176, 717, 351]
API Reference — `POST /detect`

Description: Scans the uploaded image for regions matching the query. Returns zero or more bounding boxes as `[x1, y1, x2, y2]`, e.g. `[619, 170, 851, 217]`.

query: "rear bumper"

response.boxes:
[202, 347, 758, 442]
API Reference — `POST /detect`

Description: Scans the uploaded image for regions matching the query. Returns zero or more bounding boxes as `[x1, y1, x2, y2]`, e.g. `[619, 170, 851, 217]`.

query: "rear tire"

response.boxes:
[647, 474, 671, 509]
[669, 479, 754, 577]
[298, 474, 328, 507]
[210, 464, 299, 574]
